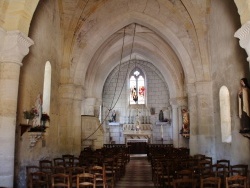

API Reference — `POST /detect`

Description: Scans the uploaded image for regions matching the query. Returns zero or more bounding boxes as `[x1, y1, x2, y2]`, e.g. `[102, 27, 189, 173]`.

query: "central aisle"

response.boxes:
[115, 154, 155, 188]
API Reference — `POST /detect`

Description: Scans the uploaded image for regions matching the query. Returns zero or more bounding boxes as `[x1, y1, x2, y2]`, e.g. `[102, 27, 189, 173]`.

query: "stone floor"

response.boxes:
[115, 154, 155, 188]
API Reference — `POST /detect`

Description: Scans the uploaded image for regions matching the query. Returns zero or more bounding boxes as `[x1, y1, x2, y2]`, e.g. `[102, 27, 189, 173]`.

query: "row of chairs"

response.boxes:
[27, 147, 130, 188]
[28, 165, 105, 188]
[171, 175, 247, 188]
[150, 151, 248, 188]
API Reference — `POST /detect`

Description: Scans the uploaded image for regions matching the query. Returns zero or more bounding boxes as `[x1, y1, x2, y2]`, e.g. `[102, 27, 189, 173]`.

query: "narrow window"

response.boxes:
[129, 68, 145, 105]
[219, 86, 232, 143]
[42, 61, 51, 114]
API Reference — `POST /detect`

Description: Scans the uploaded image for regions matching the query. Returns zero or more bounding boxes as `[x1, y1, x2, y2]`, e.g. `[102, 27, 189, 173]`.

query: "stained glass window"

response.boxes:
[130, 68, 145, 104]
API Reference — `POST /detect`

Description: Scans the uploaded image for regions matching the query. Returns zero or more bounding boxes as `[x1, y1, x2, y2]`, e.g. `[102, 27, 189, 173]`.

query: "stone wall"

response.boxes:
[210, 0, 250, 164]
[16, 1, 63, 187]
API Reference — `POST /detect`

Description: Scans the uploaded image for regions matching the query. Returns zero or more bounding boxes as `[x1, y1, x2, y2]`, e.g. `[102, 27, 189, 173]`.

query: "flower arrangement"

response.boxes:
[23, 107, 38, 120]
[41, 113, 50, 122]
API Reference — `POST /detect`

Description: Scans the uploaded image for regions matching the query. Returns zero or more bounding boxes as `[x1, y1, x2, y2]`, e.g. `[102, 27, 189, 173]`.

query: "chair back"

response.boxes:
[51, 173, 70, 188]
[39, 159, 53, 174]
[29, 171, 48, 188]
[77, 173, 96, 188]
[173, 178, 197, 188]
[230, 164, 248, 176]
[226, 175, 247, 188]
[200, 177, 221, 188]
[26, 165, 40, 188]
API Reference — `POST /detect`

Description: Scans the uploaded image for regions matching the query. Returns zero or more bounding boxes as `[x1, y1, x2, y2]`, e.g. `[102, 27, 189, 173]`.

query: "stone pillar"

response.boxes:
[235, 21, 250, 62]
[188, 81, 216, 158]
[170, 97, 188, 148]
[0, 28, 33, 187]
[72, 85, 84, 155]
[171, 105, 179, 147]
[58, 84, 83, 154]
[187, 83, 199, 155]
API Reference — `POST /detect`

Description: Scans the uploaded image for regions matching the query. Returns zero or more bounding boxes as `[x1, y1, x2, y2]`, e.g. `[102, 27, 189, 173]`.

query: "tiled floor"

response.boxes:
[115, 154, 155, 188]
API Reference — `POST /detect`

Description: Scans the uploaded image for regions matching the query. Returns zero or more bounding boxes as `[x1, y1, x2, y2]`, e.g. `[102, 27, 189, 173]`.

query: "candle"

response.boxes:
[161, 124, 163, 139]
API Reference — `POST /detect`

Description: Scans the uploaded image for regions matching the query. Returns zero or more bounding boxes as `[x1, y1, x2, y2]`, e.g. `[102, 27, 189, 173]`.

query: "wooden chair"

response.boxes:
[200, 177, 221, 188]
[39, 159, 53, 174]
[212, 164, 227, 188]
[193, 154, 206, 161]
[229, 164, 248, 177]
[176, 169, 194, 179]
[173, 178, 197, 188]
[161, 160, 178, 188]
[53, 166, 66, 174]
[217, 159, 230, 172]
[26, 165, 40, 188]
[103, 158, 116, 188]
[62, 154, 74, 168]
[70, 157, 80, 167]
[77, 173, 96, 188]
[28, 171, 49, 188]
[39, 159, 53, 185]
[53, 157, 65, 167]
[68, 166, 86, 188]
[90, 165, 106, 187]
[51, 173, 70, 188]
[226, 175, 247, 188]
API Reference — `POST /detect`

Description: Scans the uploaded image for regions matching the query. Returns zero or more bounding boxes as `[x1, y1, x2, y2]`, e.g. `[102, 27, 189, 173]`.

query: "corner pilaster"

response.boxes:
[0, 28, 33, 188]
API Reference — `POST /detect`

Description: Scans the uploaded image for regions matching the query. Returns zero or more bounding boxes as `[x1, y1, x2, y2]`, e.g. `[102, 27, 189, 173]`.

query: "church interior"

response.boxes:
[1, 0, 250, 187]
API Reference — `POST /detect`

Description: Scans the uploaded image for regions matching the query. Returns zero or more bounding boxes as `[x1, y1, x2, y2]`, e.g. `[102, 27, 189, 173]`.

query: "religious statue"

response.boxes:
[238, 78, 250, 132]
[33, 93, 42, 126]
[181, 108, 189, 134]
[111, 110, 116, 122]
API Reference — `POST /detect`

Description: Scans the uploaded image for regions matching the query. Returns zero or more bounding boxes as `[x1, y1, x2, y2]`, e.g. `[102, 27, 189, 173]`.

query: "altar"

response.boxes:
[122, 124, 152, 145]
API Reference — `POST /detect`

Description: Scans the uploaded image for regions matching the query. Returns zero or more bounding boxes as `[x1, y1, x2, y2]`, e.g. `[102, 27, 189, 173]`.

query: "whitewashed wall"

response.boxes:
[102, 60, 173, 144]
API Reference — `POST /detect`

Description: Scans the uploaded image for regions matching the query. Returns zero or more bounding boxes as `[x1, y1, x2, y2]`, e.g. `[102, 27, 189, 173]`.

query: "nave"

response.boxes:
[26, 144, 249, 188]
[116, 154, 154, 188]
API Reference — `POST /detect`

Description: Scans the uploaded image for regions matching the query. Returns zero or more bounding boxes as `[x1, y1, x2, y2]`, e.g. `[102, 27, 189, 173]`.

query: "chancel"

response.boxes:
[1, 1, 250, 187]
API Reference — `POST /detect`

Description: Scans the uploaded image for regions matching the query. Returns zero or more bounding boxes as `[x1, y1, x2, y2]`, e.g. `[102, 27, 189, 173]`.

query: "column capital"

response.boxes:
[234, 21, 250, 61]
[0, 28, 34, 65]
[169, 97, 187, 107]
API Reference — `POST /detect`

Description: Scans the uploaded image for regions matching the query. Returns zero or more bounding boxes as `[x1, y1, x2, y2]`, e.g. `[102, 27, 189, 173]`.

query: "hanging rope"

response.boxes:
[82, 24, 137, 141]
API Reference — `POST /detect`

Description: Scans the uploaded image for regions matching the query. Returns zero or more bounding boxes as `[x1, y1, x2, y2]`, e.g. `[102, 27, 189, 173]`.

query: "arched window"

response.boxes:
[42, 61, 51, 114]
[129, 68, 145, 105]
[219, 86, 232, 143]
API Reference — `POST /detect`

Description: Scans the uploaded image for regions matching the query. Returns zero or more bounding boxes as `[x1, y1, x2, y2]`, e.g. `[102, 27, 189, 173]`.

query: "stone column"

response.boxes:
[171, 105, 179, 147]
[0, 28, 33, 187]
[58, 84, 83, 154]
[235, 21, 250, 62]
[170, 97, 187, 148]
[72, 85, 84, 155]
[187, 83, 199, 155]
[188, 81, 216, 158]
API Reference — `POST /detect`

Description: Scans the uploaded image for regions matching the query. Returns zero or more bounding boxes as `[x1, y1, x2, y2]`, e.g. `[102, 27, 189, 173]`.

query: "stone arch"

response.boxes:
[72, 12, 198, 101]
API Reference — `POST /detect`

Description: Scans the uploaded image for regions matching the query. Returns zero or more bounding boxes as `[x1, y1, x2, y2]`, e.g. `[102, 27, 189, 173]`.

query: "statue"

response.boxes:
[111, 110, 116, 122]
[159, 110, 164, 122]
[33, 93, 42, 126]
[181, 109, 189, 134]
[238, 78, 250, 132]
